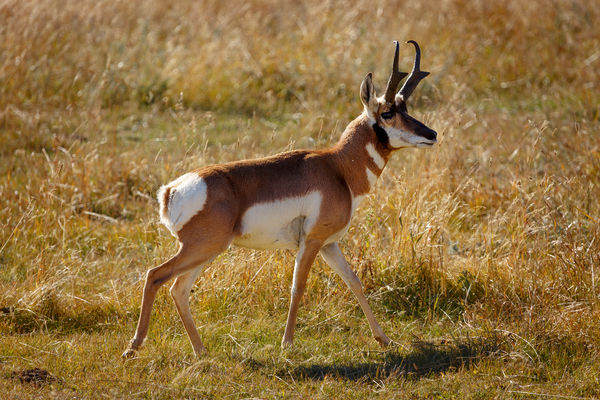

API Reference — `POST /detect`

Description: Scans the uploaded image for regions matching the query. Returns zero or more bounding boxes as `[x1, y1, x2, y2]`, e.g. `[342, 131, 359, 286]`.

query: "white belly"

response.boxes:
[233, 192, 323, 250]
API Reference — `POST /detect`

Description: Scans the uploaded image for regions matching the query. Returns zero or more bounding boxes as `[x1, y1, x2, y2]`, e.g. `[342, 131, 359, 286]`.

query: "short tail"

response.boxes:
[157, 185, 177, 236]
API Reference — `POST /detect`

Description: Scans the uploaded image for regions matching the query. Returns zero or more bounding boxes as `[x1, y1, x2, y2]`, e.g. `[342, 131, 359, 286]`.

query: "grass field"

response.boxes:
[1, 0, 599, 398]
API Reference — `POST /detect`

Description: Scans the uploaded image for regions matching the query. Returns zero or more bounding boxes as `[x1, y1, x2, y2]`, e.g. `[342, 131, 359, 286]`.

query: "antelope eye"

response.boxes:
[381, 111, 393, 120]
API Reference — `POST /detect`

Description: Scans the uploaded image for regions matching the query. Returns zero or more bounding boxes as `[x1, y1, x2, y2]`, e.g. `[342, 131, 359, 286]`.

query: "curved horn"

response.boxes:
[383, 41, 409, 104]
[398, 40, 430, 101]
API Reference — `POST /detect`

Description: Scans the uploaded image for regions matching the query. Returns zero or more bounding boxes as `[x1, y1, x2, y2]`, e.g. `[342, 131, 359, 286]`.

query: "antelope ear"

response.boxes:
[360, 73, 377, 113]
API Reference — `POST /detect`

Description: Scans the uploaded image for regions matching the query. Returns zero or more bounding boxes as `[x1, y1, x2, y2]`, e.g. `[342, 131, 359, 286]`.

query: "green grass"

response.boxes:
[1, 0, 600, 398]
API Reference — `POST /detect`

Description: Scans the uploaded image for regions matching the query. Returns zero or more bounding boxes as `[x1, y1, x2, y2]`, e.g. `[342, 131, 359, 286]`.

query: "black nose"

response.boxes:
[424, 128, 437, 141]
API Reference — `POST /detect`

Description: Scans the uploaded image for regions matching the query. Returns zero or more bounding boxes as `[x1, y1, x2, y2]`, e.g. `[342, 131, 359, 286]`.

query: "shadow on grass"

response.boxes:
[283, 336, 503, 381]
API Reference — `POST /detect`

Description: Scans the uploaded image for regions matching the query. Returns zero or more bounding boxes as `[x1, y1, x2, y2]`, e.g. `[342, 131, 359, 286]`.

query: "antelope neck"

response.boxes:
[332, 116, 390, 197]
[372, 123, 390, 147]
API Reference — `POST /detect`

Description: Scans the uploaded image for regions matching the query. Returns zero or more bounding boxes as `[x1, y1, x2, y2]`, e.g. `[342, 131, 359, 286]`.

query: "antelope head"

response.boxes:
[360, 40, 437, 148]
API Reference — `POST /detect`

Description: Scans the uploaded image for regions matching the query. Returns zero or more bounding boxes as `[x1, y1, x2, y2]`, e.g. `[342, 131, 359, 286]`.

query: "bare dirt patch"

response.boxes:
[12, 368, 58, 387]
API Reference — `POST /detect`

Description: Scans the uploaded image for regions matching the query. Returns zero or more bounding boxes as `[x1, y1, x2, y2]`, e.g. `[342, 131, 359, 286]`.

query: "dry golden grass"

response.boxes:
[1, 0, 599, 398]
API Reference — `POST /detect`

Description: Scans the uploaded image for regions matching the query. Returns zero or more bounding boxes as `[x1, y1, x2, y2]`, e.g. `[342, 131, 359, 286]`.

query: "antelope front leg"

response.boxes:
[281, 238, 323, 348]
[320, 242, 391, 347]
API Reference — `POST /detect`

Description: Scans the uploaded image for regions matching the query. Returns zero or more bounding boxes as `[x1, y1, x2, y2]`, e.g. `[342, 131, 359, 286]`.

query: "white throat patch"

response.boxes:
[365, 143, 385, 170]
[366, 168, 378, 189]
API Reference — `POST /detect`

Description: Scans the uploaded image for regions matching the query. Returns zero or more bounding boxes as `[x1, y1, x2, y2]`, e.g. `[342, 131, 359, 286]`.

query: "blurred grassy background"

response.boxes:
[1, 0, 599, 398]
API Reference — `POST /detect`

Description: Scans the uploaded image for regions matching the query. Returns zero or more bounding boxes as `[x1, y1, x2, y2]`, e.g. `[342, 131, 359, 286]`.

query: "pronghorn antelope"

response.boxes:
[123, 40, 437, 358]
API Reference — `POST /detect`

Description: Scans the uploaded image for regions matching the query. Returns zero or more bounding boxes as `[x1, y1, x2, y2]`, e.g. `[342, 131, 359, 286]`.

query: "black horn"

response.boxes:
[397, 40, 430, 101]
[383, 41, 409, 104]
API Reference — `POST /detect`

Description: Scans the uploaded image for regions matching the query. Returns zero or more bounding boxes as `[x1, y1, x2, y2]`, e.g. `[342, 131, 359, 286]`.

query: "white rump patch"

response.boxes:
[365, 143, 385, 170]
[234, 192, 323, 250]
[158, 172, 207, 235]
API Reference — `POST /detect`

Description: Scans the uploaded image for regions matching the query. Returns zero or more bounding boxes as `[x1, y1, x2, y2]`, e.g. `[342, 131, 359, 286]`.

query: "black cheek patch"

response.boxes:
[372, 123, 390, 147]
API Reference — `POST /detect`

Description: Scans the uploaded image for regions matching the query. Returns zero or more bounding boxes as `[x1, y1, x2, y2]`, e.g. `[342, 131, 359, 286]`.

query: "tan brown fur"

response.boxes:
[123, 114, 395, 357]
[123, 44, 437, 357]
[173, 113, 386, 247]
[331, 115, 391, 195]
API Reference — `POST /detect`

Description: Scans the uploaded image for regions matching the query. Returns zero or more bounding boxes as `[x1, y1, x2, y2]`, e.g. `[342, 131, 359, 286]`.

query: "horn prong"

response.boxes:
[398, 40, 430, 101]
